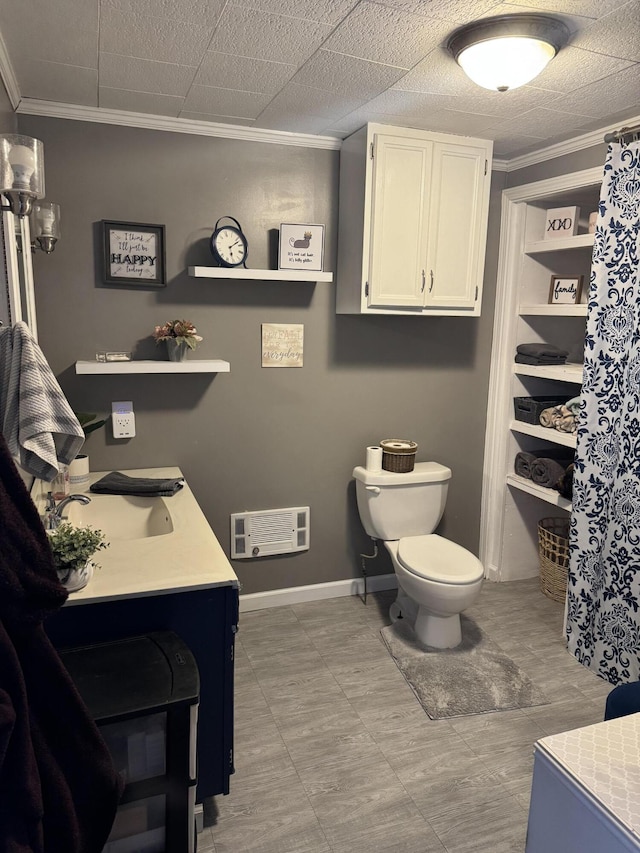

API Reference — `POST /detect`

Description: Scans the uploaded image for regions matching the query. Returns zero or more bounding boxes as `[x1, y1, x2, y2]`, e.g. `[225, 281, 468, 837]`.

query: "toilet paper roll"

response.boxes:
[366, 445, 383, 472]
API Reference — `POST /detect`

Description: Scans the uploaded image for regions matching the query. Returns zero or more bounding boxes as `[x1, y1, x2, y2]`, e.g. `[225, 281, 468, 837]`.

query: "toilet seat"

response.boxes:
[396, 534, 483, 585]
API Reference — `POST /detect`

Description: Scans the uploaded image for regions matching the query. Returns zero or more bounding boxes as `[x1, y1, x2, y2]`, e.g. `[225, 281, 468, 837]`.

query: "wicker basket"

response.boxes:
[537, 517, 570, 602]
[380, 439, 418, 473]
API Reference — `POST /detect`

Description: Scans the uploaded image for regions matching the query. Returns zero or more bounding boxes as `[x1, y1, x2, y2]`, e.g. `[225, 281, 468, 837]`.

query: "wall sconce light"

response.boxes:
[447, 14, 569, 92]
[0, 133, 45, 217]
[30, 201, 61, 253]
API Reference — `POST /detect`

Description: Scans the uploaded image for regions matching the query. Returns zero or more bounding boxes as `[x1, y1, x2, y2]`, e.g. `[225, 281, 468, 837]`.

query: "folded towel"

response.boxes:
[517, 343, 569, 359]
[0, 323, 84, 480]
[514, 448, 573, 480]
[566, 396, 581, 416]
[515, 353, 567, 366]
[90, 472, 185, 496]
[539, 406, 563, 428]
[514, 452, 537, 479]
[556, 463, 574, 500]
[555, 411, 577, 434]
[530, 456, 573, 488]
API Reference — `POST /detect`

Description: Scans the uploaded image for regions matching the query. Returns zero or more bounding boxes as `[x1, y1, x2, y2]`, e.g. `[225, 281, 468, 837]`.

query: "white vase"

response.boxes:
[69, 453, 90, 486]
[57, 560, 94, 592]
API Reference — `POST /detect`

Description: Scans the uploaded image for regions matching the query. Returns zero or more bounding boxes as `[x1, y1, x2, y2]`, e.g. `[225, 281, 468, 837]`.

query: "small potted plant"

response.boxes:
[47, 522, 109, 592]
[153, 319, 203, 362]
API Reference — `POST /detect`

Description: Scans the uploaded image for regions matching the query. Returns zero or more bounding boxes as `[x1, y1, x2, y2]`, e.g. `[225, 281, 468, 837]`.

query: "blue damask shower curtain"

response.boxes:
[566, 139, 640, 685]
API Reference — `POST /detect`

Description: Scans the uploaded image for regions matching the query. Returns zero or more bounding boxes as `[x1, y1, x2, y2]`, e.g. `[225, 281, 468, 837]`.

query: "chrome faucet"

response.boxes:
[44, 492, 91, 530]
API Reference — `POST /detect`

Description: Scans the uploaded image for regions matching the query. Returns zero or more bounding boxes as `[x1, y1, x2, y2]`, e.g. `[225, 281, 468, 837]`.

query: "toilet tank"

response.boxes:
[353, 462, 451, 540]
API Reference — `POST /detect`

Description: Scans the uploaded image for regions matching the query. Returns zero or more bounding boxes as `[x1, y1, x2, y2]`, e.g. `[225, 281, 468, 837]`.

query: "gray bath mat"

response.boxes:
[380, 616, 548, 719]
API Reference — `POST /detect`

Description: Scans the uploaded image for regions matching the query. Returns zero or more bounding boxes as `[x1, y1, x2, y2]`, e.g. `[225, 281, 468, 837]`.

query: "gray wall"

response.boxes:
[506, 142, 607, 187]
[0, 78, 15, 131]
[19, 114, 505, 594]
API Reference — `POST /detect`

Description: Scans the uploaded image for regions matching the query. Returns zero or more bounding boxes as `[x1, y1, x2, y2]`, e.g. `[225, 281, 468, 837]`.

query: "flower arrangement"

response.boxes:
[47, 522, 109, 586]
[153, 319, 203, 351]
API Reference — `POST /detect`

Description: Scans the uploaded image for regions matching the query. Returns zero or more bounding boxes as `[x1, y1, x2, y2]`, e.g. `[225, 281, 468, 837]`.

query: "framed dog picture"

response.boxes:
[278, 223, 324, 272]
[549, 275, 584, 305]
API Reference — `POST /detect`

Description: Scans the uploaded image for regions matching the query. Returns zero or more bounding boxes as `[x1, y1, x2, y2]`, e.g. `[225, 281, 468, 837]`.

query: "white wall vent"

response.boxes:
[230, 506, 310, 559]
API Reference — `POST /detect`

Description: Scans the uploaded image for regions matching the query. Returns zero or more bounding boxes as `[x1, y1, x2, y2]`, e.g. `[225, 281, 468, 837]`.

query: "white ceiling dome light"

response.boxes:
[447, 14, 570, 93]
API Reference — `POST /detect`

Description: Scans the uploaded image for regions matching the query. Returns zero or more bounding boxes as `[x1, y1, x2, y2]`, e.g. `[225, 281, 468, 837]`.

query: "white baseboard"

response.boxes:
[239, 573, 397, 612]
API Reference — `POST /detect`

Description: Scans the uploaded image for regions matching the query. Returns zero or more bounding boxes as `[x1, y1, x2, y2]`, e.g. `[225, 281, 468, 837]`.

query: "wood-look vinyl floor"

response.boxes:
[199, 578, 611, 853]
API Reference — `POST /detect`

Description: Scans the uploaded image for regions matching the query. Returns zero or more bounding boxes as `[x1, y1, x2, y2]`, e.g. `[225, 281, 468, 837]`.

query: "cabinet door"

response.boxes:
[425, 143, 488, 311]
[368, 134, 432, 308]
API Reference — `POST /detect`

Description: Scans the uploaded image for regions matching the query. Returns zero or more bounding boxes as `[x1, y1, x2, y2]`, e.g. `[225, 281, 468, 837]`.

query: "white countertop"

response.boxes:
[33, 467, 238, 606]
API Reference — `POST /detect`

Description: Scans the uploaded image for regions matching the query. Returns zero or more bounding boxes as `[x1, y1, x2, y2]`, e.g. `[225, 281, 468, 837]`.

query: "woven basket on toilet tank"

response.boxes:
[380, 439, 418, 473]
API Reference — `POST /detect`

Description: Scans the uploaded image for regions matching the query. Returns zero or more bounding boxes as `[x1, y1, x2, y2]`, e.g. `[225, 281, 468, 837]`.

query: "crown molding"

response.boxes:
[0, 29, 21, 111]
[16, 99, 343, 150]
[503, 113, 640, 172]
[14, 98, 640, 167]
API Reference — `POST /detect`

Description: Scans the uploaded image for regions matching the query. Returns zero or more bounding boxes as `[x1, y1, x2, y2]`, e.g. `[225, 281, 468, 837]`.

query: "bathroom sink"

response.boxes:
[65, 494, 174, 541]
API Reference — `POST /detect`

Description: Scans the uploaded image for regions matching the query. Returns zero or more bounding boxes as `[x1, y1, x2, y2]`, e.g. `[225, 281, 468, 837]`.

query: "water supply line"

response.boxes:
[359, 539, 378, 605]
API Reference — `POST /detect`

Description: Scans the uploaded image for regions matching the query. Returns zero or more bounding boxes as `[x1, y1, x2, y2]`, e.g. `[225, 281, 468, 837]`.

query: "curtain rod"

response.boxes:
[604, 122, 640, 144]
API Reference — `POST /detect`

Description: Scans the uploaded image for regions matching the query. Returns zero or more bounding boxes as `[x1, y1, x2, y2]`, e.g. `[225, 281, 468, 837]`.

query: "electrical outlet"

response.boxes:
[112, 401, 136, 439]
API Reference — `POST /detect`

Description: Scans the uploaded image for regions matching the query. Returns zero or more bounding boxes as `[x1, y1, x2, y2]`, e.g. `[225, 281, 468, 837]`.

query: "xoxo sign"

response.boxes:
[544, 206, 580, 240]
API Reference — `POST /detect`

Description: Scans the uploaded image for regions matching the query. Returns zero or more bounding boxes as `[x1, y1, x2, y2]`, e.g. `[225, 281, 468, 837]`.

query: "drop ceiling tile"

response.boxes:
[16, 59, 97, 105]
[292, 50, 407, 100]
[446, 85, 555, 118]
[100, 8, 213, 65]
[0, 0, 97, 68]
[359, 88, 462, 117]
[102, 0, 226, 27]
[179, 111, 255, 125]
[491, 131, 547, 158]
[207, 4, 332, 65]
[321, 1, 452, 68]
[257, 113, 337, 133]
[570, 0, 640, 61]
[231, 0, 360, 26]
[256, 82, 367, 122]
[183, 85, 272, 118]
[100, 53, 197, 96]
[508, 0, 629, 18]
[488, 107, 593, 137]
[375, 0, 498, 24]
[408, 108, 499, 134]
[194, 52, 296, 94]
[99, 87, 184, 116]
[549, 63, 640, 117]
[528, 45, 634, 93]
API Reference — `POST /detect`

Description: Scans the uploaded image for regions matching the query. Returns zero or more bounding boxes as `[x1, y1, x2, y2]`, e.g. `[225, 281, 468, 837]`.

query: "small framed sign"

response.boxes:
[262, 323, 304, 368]
[103, 220, 166, 286]
[279, 223, 324, 272]
[549, 275, 583, 305]
[544, 206, 580, 240]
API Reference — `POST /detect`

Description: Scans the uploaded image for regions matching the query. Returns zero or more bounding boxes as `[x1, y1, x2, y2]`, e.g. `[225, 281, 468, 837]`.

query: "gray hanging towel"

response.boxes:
[90, 471, 184, 496]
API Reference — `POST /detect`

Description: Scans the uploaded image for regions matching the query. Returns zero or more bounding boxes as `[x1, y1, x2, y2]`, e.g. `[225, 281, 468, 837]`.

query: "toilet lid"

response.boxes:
[397, 535, 484, 584]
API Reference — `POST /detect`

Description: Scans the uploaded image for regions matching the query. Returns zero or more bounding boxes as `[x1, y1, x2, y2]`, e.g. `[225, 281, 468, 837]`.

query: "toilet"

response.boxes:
[353, 461, 484, 649]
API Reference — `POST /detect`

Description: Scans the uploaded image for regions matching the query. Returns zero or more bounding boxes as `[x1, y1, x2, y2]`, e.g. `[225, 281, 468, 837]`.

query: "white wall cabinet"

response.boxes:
[336, 123, 492, 316]
[480, 166, 603, 582]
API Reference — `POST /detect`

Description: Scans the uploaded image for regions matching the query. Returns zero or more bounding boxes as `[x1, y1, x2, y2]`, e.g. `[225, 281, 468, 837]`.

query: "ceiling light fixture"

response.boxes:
[447, 14, 570, 93]
[0, 134, 45, 217]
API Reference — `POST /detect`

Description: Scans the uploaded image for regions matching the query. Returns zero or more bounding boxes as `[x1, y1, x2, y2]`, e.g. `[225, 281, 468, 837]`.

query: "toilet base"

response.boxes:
[414, 607, 462, 649]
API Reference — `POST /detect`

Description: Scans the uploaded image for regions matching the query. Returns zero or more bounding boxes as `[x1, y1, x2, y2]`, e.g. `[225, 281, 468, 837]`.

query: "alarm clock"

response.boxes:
[210, 216, 248, 268]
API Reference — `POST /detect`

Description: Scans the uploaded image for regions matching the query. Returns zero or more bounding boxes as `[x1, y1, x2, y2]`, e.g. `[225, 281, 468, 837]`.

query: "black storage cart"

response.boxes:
[59, 631, 200, 853]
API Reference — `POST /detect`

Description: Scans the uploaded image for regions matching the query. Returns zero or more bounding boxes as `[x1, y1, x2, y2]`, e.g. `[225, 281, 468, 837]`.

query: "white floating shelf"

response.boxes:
[188, 266, 333, 283]
[510, 419, 577, 449]
[513, 363, 584, 383]
[75, 359, 230, 375]
[519, 304, 587, 317]
[524, 233, 594, 254]
[507, 474, 572, 511]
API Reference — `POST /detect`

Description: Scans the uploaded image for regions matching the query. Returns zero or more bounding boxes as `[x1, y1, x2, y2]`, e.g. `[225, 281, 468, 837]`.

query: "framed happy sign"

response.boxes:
[102, 220, 166, 286]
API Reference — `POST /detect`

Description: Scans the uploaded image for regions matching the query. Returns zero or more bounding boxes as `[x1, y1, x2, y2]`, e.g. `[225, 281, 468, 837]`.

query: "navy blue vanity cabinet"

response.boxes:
[46, 583, 239, 802]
